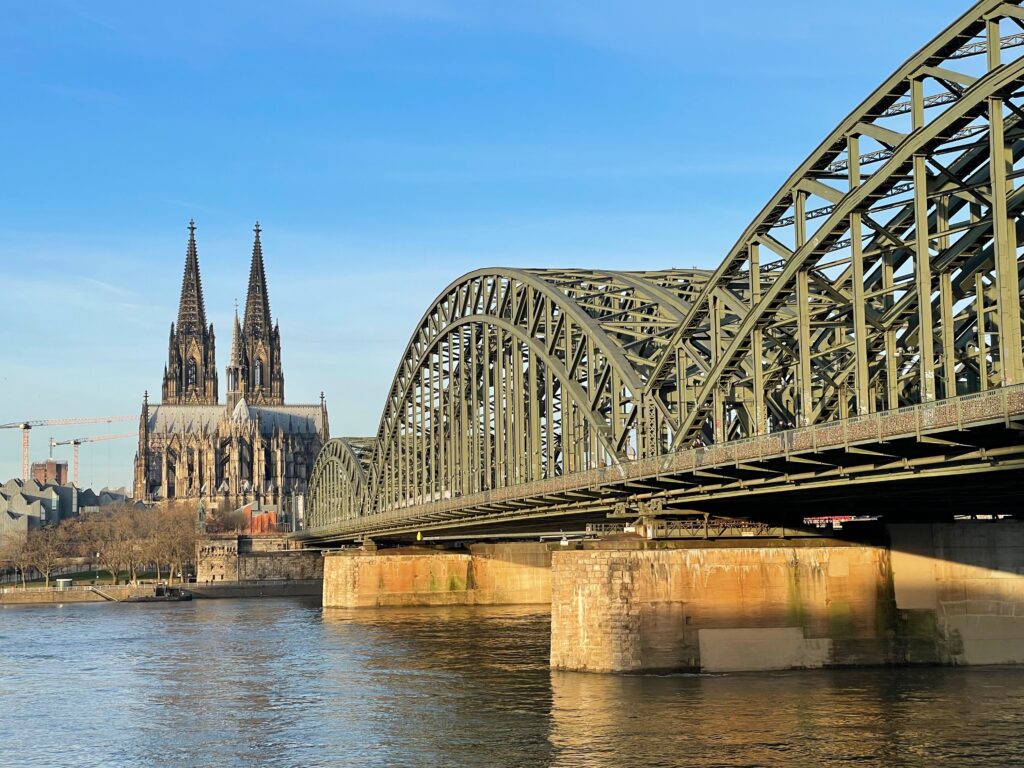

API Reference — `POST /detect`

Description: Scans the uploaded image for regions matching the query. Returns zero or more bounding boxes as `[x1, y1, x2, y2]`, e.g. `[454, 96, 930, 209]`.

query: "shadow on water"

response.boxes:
[547, 666, 1024, 768]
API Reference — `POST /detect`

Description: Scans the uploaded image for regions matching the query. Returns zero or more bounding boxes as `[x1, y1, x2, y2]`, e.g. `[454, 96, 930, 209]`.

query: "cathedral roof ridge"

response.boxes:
[243, 404, 324, 434]
[148, 403, 226, 411]
[245, 403, 322, 413]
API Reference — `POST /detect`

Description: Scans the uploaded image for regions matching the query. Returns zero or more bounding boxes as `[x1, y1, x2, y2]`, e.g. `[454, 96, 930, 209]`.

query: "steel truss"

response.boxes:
[307, 0, 1024, 535]
[365, 268, 717, 515]
[305, 438, 372, 530]
[662, 0, 1024, 449]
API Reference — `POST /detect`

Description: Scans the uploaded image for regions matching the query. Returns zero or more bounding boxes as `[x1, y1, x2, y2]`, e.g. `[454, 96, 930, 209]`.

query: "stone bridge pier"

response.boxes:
[550, 522, 1024, 673]
[321, 522, 1024, 673]
[322, 542, 552, 608]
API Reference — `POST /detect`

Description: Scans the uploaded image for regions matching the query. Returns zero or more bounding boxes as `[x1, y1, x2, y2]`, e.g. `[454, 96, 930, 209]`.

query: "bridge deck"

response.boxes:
[301, 385, 1024, 543]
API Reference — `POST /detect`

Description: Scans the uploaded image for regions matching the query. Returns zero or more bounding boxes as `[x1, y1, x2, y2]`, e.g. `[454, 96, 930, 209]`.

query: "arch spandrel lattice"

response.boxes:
[306, 0, 1024, 533]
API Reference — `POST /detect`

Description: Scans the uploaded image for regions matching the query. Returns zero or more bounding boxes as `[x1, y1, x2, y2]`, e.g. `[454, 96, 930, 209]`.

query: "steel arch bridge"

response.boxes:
[304, 0, 1024, 543]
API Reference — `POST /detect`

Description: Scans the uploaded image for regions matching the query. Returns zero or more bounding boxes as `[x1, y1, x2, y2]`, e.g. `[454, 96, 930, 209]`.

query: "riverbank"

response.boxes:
[0, 579, 322, 605]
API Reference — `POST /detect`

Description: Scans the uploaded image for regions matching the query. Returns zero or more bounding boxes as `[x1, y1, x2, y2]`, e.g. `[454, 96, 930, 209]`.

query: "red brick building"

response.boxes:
[30, 459, 68, 486]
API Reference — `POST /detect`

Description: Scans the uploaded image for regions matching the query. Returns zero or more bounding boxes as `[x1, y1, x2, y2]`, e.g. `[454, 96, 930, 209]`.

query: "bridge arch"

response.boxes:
[363, 268, 714, 514]
[306, 0, 1024, 534]
[307, 268, 713, 525]
[305, 438, 369, 528]
[654, 0, 1024, 449]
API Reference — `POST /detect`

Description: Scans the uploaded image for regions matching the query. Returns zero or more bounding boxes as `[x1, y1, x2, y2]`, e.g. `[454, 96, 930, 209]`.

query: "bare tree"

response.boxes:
[62, 501, 199, 585]
[79, 504, 134, 584]
[0, 533, 32, 587]
[23, 526, 66, 588]
[148, 505, 178, 581]
[165, 501, 198, 583]
[113, 508, 148, 584]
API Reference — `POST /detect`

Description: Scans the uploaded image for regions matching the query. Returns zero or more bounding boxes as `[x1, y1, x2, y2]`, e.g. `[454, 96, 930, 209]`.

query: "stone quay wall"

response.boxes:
[322, 542, 551, 608]
[187, 580, 322, 599]
[0, 585, 153, 605]
[197, 534, 323, 583]
[551, 522, 1024, 673]
[236, 551, 323, 582]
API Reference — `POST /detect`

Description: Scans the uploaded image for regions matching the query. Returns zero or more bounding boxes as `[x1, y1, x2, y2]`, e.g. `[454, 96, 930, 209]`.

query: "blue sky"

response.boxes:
[0, 0, 969, 488]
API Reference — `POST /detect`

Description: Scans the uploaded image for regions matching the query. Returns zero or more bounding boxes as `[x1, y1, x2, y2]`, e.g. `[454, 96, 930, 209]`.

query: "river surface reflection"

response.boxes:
[1, 599, 1022, 767]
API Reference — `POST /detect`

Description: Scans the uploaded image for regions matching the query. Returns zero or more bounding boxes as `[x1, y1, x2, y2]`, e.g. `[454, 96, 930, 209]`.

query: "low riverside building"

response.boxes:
[0, 478, 132, 546]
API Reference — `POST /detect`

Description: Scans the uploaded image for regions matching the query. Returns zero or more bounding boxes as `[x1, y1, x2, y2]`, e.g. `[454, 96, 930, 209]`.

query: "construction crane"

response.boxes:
[49, 433, 136, 486]
[0, 416, 135, 481]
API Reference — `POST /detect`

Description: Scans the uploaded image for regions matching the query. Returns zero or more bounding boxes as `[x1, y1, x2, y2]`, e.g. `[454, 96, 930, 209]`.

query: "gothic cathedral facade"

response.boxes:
[133, 222, 329, 518]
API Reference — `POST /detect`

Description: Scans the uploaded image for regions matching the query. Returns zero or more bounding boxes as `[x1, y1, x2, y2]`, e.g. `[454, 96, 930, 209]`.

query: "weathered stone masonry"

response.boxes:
[322, 543, 552, 608]
[550, 522, 1024, 673]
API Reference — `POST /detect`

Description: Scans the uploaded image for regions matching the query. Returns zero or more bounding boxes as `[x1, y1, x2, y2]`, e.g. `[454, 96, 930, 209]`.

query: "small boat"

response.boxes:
[125, 585, 193, 603]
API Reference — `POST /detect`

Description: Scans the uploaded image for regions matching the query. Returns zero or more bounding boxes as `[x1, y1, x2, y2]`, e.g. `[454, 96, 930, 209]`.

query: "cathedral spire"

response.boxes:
[243, 221, 272, 337]
[225, 302, 246, 410]
[162, 220, 218, 405]
[177, 219, 208, 335]
[239, 222, 284, 405]
[230, 302, 244, 366]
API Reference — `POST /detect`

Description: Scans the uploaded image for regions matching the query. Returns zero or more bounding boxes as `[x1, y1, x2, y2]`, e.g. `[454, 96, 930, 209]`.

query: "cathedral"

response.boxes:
[133, 221, 329, 518]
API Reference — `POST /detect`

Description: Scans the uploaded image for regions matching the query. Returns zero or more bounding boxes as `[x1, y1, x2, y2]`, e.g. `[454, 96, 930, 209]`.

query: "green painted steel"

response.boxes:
[307, 1, 1024, 537]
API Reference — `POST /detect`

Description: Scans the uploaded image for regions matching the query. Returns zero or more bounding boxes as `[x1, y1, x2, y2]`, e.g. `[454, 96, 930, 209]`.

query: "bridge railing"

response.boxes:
[308, 384, 1024, 537]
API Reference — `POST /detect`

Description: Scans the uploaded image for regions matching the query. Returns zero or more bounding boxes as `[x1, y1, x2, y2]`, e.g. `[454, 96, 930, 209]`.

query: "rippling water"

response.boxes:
[2, 599, 1023, 767]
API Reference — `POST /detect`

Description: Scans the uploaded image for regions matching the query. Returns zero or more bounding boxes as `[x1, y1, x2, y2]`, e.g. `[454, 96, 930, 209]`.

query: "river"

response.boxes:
[1, 598, 1022, 767]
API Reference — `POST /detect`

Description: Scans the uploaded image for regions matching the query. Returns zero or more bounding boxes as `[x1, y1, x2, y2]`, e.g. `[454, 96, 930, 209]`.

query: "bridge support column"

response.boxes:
[888, 521, 1024, 665]
[551, 540, 887, 673]
[550, 523, 1024, 673]
[322, 542, 552, 608]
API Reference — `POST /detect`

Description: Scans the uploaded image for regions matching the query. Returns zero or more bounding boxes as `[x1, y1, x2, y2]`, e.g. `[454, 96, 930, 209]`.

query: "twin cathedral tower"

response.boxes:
[133, 221, 329, 514]
[160, 221, 284, 409]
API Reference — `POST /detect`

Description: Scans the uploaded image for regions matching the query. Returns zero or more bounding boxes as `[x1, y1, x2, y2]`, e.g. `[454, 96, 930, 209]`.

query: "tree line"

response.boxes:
[1, 501, 198, 587]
